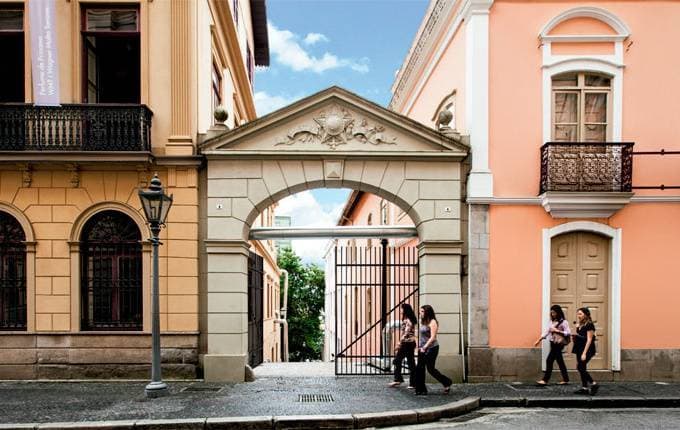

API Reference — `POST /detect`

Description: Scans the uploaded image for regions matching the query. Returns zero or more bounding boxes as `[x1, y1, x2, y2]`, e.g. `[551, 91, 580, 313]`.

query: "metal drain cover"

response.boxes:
[298, 393, 334, 403]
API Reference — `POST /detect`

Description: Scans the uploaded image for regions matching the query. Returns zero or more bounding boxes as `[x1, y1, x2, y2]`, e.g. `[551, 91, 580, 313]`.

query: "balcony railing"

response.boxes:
[540, 142, 634, 194]
[0, 104, 152, 152]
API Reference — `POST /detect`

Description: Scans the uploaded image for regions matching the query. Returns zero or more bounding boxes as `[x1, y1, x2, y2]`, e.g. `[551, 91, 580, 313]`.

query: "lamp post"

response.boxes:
[139, 173, 173, 398]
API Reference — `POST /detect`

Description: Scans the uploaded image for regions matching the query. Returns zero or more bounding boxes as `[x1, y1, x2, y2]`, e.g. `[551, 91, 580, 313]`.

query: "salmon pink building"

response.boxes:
[391, 0, 680, 381]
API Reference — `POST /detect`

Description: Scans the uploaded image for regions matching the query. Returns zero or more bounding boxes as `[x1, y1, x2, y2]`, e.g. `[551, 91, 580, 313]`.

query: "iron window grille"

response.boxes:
[80, 211, 143, 331]
[0, 212, 26, 330]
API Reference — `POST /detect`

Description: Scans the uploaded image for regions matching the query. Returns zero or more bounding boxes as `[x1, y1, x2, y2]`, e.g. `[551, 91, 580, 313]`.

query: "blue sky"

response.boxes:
[258, 0, 428, 264]
[255, 0, 428, 113]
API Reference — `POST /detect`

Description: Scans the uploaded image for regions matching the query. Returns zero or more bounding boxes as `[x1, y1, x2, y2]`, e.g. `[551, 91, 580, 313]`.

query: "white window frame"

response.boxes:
[539, 7, 630, 144]
[551, 72, 612, 142]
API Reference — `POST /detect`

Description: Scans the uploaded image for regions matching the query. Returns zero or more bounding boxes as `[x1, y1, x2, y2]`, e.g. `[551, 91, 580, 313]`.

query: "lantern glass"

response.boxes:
[158, 193, 173, 225]
[139, 190, 173, 225]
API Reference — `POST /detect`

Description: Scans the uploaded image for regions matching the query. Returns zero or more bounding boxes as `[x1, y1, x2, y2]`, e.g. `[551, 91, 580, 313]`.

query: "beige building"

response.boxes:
[0, 0, 276, 379]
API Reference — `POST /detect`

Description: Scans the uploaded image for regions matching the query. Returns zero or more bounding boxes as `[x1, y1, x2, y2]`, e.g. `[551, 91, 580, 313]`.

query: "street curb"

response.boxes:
[481, 396, 680, 408]
[0, 397, 481, 430]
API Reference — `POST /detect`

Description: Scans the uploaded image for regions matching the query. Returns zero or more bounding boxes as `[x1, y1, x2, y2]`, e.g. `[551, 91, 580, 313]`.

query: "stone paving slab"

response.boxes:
[0, 377, 456, 424]
[0, 378, 678, 428]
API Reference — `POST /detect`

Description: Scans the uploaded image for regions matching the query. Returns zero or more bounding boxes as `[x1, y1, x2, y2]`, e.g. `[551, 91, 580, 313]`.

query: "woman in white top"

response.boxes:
[534, 304, 571, 385]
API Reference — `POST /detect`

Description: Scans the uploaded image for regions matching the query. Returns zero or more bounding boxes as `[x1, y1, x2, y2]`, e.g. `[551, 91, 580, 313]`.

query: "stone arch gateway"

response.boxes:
[199, 87, 469, 382]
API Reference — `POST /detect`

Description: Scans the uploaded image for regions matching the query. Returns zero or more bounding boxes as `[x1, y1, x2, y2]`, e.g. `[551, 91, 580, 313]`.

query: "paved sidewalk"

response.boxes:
[0, 366, 678, 427]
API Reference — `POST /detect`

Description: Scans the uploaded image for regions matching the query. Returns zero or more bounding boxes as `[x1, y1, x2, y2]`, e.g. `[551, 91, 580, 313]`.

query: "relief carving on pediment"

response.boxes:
[275, 105, 397, 150]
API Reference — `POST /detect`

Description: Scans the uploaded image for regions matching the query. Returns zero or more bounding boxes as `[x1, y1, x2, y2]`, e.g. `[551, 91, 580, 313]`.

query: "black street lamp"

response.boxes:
[139, 173, 173, 398]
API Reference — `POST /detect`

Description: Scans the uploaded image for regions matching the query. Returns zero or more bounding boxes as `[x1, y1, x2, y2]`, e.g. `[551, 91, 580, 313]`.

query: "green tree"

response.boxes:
[277, 247, 325, 361]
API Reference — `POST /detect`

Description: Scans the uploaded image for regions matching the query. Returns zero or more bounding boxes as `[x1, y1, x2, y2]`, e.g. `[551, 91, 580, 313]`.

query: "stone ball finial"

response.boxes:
[214, 105, 229, 123]
[436, 108, 453, 130]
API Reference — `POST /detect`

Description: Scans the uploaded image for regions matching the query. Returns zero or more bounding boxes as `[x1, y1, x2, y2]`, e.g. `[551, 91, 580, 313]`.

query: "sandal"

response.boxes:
[558, 381, 569, 385]
[388, 381, 402, 388]
[443, 385, 451, 394]
[535, 380, 547, 386]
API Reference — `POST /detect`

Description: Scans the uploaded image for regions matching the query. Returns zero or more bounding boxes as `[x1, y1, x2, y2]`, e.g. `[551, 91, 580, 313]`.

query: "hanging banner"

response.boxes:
[29, 0, 60, 106]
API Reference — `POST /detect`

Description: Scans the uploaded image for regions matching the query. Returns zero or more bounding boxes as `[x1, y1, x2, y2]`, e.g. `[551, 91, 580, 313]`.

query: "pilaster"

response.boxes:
[169, 0, 196, 155]
[202, 239, 251, 382]
[464, 0, 494, 199]
[417, 240, 464, 382]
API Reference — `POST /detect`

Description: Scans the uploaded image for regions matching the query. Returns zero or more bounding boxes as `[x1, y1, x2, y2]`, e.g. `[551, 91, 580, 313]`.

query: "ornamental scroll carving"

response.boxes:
[275, 106, 397, 150]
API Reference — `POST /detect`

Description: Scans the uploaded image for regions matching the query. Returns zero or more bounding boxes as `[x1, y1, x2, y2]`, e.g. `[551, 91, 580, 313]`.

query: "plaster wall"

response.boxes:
[488, 1, 680, 197]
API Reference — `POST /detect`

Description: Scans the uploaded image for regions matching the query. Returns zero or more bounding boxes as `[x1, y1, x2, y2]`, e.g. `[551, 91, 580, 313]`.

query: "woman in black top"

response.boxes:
[571, 307, 599, 395]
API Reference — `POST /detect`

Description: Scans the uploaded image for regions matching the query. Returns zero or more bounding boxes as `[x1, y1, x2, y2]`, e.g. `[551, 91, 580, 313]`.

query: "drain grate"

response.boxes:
[298, 393, 334, 403]
[181, 386, 223, 393]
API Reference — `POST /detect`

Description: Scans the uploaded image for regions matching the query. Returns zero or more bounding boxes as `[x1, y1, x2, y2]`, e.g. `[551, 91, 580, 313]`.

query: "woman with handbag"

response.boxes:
[388, 303, 418, 388]
[534, 304, 571, 386]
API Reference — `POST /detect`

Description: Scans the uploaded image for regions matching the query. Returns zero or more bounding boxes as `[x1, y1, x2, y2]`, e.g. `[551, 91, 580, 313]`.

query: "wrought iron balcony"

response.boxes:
[0, 104, 152, 152]
[540, 142, 634, 194]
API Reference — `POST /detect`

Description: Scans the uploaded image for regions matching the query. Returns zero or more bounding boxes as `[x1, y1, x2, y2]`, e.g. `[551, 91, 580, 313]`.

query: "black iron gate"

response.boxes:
[335, 240, 419, 375]
[247, 251, 264, 368]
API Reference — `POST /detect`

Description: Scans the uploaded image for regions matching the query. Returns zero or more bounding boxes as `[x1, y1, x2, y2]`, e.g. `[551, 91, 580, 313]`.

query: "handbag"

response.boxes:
[554, 320, 570, 346]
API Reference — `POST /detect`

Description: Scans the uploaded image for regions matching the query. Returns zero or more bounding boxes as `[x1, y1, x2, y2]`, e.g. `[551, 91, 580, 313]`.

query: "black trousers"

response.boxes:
[414, 345, 452, 394]
[576, 352, 595, 387]
[393, 341, 416, 385]
[543, 342, 569, 382]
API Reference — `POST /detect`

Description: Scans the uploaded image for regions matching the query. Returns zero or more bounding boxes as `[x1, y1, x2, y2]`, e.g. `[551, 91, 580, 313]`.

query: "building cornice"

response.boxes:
[468, 195, 680, 205]
[0, 151, 154, 165]
[389, 0, 493, 112]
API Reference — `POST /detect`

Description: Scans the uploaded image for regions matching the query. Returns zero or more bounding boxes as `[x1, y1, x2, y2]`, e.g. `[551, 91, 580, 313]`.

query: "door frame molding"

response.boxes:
[542, 221, 622, 371]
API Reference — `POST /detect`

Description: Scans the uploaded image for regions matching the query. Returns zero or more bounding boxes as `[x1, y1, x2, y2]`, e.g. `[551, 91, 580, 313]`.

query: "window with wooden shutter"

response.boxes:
[552, 73, 611, 142]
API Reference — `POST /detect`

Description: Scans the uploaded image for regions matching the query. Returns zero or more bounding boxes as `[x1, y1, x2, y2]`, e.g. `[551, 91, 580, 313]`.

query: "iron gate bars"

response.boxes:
[0, 212, 26, 330]
[248, 251, 264, 368]
[335, 241, 419, 376]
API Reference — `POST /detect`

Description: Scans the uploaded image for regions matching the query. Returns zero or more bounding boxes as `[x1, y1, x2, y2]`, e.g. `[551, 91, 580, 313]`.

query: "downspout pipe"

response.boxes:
[274, 269, 289, 362]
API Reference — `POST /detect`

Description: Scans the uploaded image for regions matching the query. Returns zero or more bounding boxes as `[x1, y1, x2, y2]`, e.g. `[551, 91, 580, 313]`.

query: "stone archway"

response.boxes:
[200, 87, 469, 382]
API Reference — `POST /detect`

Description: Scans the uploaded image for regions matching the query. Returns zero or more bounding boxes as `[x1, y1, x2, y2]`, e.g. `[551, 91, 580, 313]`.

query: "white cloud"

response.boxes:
[253, 91, 300, 116]
[276, 191, 345, 265]
[268, 23, 369, 74]
[303, 32, 329, 45]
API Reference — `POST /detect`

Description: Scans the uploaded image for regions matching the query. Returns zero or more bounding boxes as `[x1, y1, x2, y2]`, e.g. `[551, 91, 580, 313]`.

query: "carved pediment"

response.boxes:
[200, 86, 469, 157]
[276, 105, 397, 150]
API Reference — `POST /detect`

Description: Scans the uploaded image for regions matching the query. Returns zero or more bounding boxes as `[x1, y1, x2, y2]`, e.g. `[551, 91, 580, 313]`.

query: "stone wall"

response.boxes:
[0, 167, 200, 379]
[0, 334, 198, 379]
[0, 167, 199, 333]
[468, 347, 680, 382]
[467, 204, 490, 381]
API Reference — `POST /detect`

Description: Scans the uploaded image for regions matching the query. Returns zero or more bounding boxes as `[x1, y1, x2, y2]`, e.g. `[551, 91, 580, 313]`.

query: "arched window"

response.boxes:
[0, 212, 26, 330]
[552, 72, 611, 142]
[80, 210, 142, 330]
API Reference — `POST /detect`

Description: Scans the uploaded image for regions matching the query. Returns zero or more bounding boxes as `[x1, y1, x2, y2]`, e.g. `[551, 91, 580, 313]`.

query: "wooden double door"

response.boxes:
[551, 232, 609, 370]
